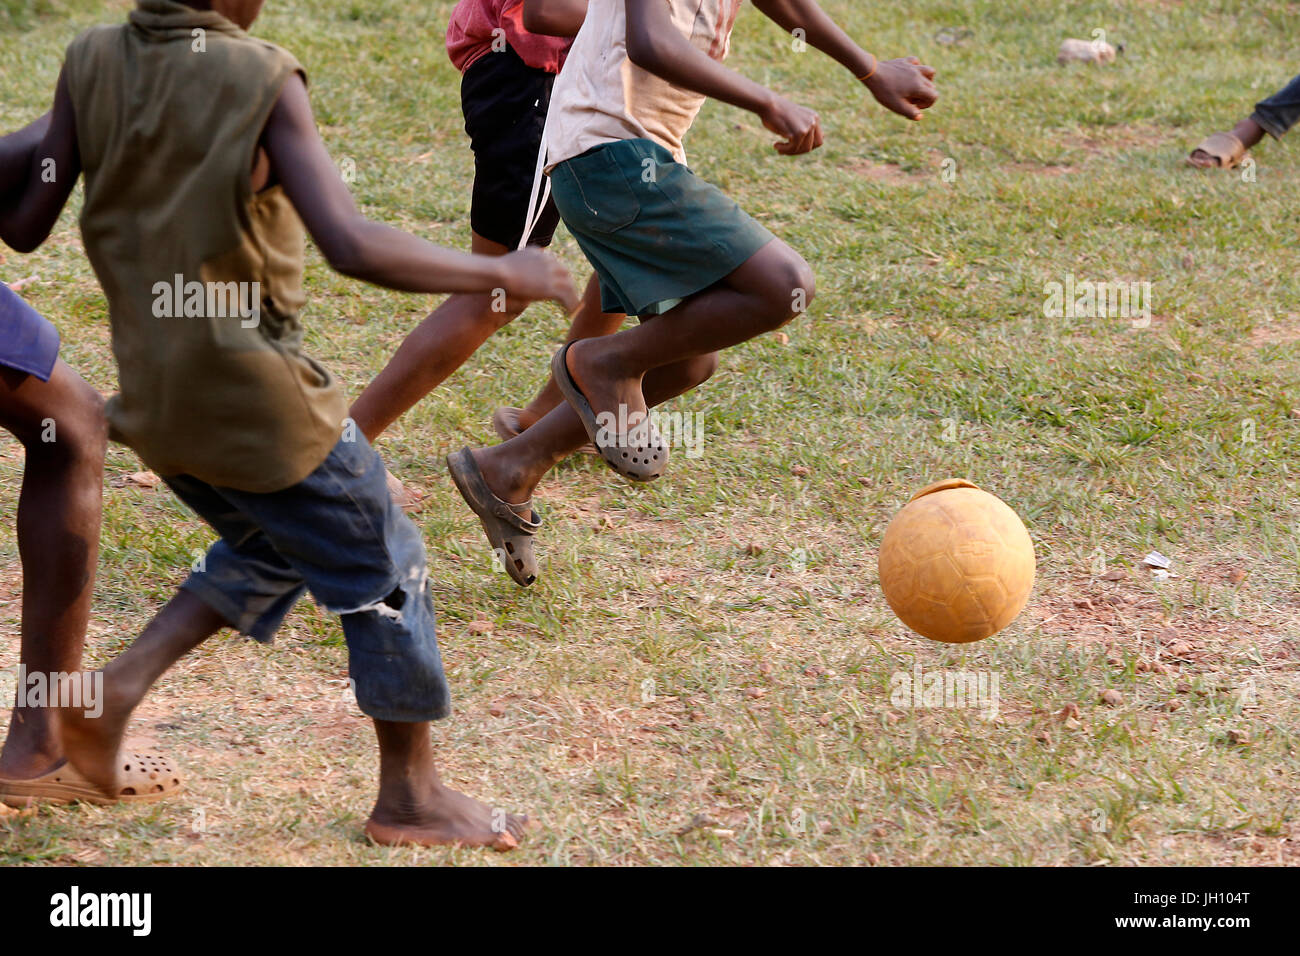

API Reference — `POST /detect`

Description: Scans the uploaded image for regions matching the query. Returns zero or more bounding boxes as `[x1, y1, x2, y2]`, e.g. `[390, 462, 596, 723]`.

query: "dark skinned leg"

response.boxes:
[364, 720, 528, 850]
[466, 241, 811, 503]
[57, 590, 227, 793]
[474, 350, 720, 505]
[1188, 117, 1266, 167]
[350, 231, 522, 443]
[516, 274, 625, 430]
[563, 239, 813, 436]
[0, 361, 105, 780]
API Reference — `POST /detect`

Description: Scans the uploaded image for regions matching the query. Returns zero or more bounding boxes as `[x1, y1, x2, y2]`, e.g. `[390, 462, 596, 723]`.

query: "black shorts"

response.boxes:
[461, 43, 561, 249]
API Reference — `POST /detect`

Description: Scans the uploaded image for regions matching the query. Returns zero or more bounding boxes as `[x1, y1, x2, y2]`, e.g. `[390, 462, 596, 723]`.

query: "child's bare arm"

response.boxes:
[522, 0, 588, 37]
[0, 71, 81, 253]
[262, 74, 578, 309]
[0, 113, 51, 195]
[624, 0, 822, 155]
[751, 0, 937, 120]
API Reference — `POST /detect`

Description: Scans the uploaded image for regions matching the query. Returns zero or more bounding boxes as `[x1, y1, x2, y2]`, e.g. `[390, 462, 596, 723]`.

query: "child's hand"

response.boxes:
[759, 95, 824, 155]
[502, 248, 581, 312]
[865, 57, 938, 121]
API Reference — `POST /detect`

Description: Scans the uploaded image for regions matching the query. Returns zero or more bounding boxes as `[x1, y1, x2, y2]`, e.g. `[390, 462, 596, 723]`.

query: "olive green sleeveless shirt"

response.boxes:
[64, 0, 347, 492]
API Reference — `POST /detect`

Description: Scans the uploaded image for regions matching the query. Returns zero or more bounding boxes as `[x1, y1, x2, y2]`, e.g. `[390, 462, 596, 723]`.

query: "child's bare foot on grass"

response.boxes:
[365, 782, 529, 850]
[384, 469, 425, 512]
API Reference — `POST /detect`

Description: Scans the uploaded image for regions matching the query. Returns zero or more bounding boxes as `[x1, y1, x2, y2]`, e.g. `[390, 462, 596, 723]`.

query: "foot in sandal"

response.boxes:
[1, 668, 182, 806]
[0, 752, 182, 808]
[447, 447, 542, 587]
[1188, 118, 1265, 168]
[53, 669, 146, 801]
[552, 340, 669, 482]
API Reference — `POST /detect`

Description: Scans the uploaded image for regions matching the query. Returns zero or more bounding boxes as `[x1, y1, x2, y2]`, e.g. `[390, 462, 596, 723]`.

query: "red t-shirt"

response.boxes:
[446, 0, 571, 74]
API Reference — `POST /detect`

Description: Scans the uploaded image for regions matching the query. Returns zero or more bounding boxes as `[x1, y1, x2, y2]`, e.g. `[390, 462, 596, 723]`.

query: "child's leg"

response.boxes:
[514, 274, 625, 431]
[563, 239, 812, 435]
[472, 351, 720, 507]
[365, 719, 526, 850]
[1185, 72, 1300, 167]
[350, 231, 519, 442]
[1249, 72, 1300, 142]
[349, 237, 624, 443]
[0, 360, 105, 779]
[57, 471, 307, 795]
[57, 590, 227, 792]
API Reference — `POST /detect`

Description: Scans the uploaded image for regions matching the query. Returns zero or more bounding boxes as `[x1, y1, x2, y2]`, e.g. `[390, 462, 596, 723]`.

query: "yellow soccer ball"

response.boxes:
[878, 479, 1036, 644]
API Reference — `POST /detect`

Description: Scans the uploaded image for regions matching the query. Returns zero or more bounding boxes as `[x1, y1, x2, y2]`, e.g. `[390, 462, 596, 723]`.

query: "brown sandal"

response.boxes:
[1187, 131, 1248, 169]
[0, 752, 183, 807]
[446, 447, 542, 587]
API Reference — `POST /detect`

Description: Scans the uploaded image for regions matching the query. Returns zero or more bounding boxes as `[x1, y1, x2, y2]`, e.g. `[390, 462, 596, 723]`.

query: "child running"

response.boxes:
[446, 0, 938, 586]
[350, 0, 618, 487]
[4, 0, 576, 848]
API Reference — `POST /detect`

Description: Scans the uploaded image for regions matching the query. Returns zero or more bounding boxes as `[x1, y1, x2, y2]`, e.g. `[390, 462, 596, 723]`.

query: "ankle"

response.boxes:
[1233, 118, 1266, 148]
[475, 446, 540, 505]
[0, 726, 63, 777]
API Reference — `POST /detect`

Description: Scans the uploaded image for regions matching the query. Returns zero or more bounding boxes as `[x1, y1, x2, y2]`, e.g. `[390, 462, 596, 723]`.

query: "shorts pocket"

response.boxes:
[560, 147, 642, 234]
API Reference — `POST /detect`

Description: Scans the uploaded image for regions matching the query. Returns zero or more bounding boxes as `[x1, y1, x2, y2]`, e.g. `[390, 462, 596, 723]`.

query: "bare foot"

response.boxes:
[56, 670, 134, 798]
[385, 469, 424, 511]
[365, 783, 529, 851]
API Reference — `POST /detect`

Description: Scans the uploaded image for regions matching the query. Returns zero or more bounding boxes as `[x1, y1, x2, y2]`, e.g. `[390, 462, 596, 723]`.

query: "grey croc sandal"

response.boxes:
[447, 447, 542, 587]
[550, 342, 668, 482]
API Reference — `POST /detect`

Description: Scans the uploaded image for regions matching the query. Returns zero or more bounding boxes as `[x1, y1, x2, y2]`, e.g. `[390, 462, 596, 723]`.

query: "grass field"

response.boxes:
[1, 0, 1298, 866]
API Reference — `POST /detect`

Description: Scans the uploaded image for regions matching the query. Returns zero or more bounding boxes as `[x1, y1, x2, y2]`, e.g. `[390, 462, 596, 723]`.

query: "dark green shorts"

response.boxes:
[549, 139, 775, 317]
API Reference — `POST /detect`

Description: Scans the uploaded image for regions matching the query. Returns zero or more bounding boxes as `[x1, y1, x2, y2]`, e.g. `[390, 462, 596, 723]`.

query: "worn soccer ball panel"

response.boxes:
[878, 481, 1035, 644]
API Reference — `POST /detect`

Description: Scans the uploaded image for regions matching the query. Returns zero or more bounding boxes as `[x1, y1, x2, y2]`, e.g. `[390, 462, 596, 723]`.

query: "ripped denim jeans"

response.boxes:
[164, 434, 450, 722]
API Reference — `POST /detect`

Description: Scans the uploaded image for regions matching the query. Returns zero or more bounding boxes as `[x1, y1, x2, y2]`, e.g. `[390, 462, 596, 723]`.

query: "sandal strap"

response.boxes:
[489, 498, 542, 535]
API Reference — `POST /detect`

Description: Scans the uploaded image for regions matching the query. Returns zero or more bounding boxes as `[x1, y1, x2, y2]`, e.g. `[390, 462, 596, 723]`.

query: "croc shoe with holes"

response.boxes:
[0, 751, 183, 807]
[551, 341, 668, 482]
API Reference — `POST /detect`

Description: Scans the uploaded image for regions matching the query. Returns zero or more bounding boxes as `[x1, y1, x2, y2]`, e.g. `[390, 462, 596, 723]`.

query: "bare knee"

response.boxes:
[29, 394, 106, 470]
[754, 251, 816, 331]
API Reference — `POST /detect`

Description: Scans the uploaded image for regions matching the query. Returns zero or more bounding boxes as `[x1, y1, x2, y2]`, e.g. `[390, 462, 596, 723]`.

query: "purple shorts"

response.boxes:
[0, 282, 59, 381]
